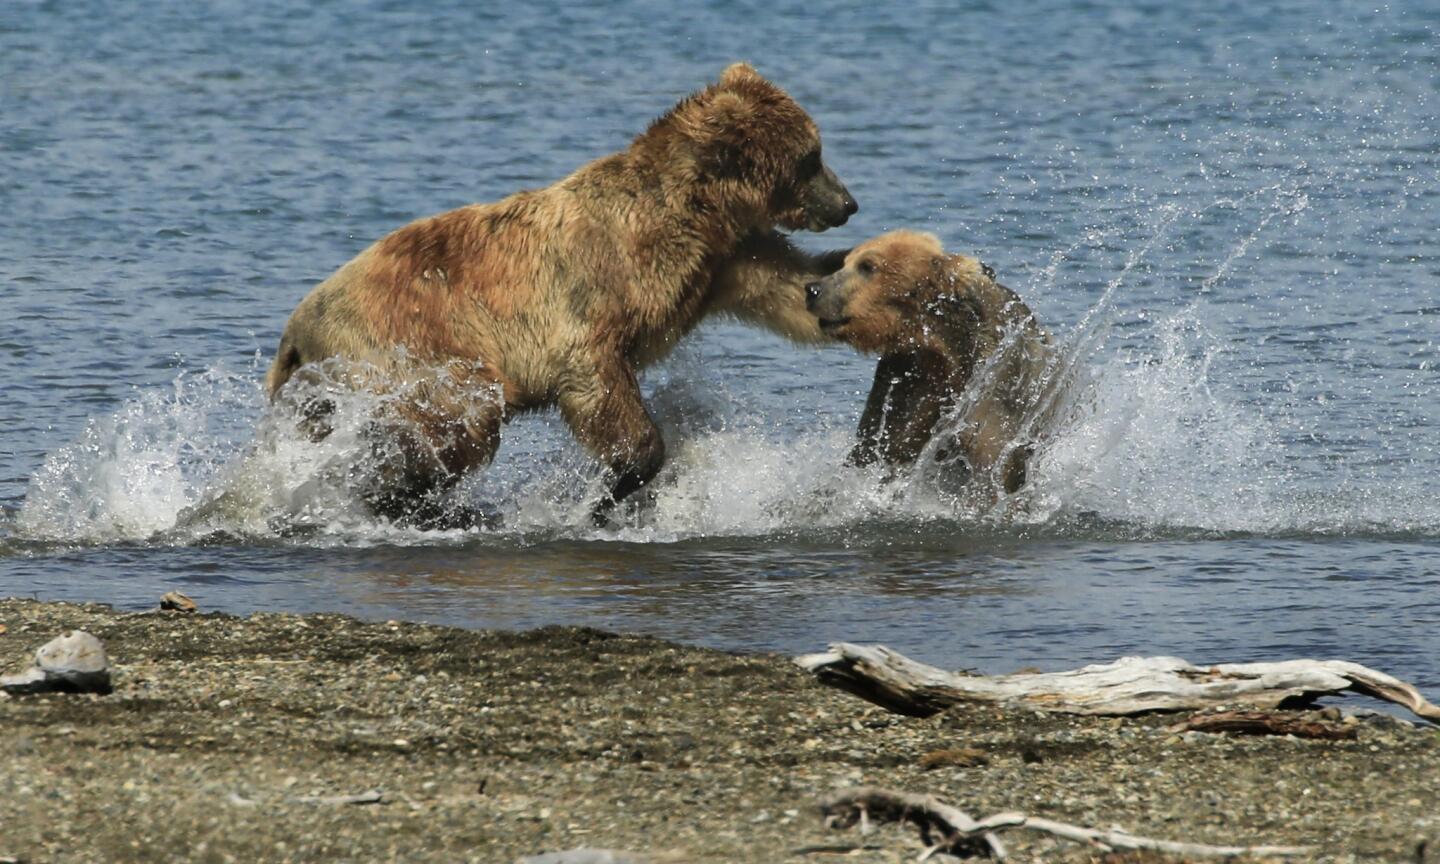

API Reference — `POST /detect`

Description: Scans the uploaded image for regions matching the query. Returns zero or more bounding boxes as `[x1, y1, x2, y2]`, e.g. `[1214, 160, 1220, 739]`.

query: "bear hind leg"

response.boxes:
[359, 367, 506, 530]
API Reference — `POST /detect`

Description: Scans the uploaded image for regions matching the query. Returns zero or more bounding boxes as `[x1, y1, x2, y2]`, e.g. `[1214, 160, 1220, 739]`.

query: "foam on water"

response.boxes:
[11, 315, 1432, 551]
[15, 366, 264, 543]
[1031, 309, 1282, 531]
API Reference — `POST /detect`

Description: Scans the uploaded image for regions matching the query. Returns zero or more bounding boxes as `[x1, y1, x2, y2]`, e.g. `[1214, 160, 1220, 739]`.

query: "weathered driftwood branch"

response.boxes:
[819, 786, 1005, 859]
[287, 789, 386, 806]
[796, 643, 1440, 723]
[1169, 710, 1356, 740]
[819, 786, 1310, 860]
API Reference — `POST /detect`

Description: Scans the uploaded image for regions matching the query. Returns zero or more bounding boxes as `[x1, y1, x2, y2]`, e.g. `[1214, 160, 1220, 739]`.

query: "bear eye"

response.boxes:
[856, 259, 876, 276]
[796, 148, 821, 179]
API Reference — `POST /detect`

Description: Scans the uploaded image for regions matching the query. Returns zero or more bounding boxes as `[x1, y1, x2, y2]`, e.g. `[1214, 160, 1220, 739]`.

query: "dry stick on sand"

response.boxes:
[819, 786, 1311, 860]
[796, 643, 1440, 722]
[287, 789, 386, 806]
[1169, 709, 1357, 739]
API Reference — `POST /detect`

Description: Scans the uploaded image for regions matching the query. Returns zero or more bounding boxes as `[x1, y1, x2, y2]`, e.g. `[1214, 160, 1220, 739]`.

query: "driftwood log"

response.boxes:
[797, 643, 1440, 723]
[819, 786, 1310, 860]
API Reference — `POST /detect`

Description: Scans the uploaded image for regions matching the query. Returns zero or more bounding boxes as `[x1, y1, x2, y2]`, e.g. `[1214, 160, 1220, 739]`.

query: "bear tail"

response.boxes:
[265, 337, 303, 400]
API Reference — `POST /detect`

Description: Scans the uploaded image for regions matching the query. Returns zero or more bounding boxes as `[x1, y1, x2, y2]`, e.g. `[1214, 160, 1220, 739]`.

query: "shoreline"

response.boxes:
[2, 598, 1437, 863]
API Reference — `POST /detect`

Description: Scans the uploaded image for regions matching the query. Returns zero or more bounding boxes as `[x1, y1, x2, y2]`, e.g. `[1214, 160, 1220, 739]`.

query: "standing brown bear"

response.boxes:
[266, 63, 856, 524]
[805, 230, 1055, 497]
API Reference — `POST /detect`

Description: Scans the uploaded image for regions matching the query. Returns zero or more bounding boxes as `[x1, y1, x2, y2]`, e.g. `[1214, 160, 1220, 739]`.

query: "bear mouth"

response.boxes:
[817, 316, 852, 331]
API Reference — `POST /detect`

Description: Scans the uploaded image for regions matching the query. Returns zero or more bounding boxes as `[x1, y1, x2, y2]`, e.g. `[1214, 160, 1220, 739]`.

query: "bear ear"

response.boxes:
[925, 255, 971, 304]
[719, 62, 763, 89]
[912, 231, 944, 255]
[706, 90, 749, 123]
[695, 91, 753, 179]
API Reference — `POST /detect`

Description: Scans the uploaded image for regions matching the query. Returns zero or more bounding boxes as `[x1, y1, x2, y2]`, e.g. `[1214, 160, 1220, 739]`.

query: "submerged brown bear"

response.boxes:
[805, 230, 1055, 496]
[266, 63, 855, 525]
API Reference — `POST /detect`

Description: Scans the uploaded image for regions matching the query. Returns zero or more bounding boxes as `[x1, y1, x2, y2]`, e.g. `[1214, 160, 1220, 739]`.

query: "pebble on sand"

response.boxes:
[0, 630, 112, 696]
[159, 591, 198, 613]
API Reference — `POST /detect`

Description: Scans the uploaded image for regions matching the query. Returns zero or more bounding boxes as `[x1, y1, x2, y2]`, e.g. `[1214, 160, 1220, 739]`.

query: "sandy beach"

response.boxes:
[2, 598, 1437, 863]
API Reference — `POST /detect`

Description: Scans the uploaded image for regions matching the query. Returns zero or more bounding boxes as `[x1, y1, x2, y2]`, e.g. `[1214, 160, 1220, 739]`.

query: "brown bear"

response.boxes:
[804, 230, 1055, 496]
[265, 63, 856, 524]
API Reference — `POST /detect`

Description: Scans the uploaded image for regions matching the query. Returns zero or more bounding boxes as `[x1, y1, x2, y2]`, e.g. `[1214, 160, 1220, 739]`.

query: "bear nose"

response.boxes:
[843, 194, 859, 217]
[804, 281, 823, 309]
[981, 262, 996, 280]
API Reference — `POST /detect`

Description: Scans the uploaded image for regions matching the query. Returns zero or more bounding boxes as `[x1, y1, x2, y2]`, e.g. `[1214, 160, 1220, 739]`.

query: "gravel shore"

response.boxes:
[2, 598, 1437, 863]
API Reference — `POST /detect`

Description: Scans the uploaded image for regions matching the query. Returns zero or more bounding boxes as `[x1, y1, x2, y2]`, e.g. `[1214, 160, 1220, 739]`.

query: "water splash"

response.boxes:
[16, 365, 263, 542]
[12, 186, 1435, 547]
[10, 327, 1429, 547]
[1029, 309, 1282, 531]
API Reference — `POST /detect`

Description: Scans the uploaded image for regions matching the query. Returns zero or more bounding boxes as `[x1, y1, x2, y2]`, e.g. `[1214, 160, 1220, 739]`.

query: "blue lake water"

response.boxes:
[3, 1, 1438, 689]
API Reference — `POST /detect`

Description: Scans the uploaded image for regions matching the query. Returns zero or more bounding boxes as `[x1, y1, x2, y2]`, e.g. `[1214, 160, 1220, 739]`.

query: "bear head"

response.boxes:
[641, 62, 857, 233]
[804, 230, 998, 354]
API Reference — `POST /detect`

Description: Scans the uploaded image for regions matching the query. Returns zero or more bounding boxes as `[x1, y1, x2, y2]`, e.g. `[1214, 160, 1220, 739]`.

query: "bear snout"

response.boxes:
[805, 273, 851, 325]
[827, 190, 858, 228]
[801, 164, 858, 230]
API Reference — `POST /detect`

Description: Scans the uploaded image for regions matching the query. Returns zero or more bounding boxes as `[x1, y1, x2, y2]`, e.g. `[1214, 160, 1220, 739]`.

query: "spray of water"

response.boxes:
[15, 366, 262, 542]
[12, 187, 1432, 546]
